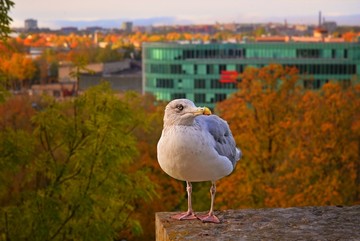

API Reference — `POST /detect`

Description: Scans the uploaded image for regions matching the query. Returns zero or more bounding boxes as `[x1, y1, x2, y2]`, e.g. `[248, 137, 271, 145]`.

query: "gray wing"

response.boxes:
[196, 115, 240, 168]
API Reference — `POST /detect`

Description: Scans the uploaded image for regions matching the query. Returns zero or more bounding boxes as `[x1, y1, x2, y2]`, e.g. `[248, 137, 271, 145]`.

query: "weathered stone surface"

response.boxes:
[156, 206, 360, 241]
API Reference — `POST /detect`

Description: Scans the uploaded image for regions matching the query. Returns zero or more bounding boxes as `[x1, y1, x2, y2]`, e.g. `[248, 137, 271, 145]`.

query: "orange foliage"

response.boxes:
[216, 64, 360, 209]
[0, 95, 36, 131]
[342, 31, 358, 42]
[0, 53, 36, 89]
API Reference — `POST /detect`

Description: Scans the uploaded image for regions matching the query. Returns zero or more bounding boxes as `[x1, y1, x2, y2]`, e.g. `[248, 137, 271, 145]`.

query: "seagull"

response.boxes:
[157, 99, 241, 223]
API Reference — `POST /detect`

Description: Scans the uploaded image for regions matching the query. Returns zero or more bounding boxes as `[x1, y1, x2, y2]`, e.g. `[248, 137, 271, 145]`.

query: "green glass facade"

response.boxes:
[142, 41, 360, 108]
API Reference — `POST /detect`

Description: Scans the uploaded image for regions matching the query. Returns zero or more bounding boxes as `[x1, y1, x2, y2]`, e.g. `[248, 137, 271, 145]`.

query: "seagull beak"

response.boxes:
[194, 107, 212, 116]
[203, 107, 212, 115]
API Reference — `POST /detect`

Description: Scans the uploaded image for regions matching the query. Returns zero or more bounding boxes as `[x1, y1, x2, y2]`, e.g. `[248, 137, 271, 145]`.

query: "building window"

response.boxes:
[204, 49, 218, 58]
[219, 64, 226, 74]
[194, 93, 206, 103]
[170, 65, 182, 74]
[206, 64, 215, 74]
[183, 50, 190, 59]
[211, 79, 222, 89]
[194, 79, 206, 89]
[206, 65, 215, 74]
[178, 48, 246, 59]
[236, 64, 245, 73]
[172, 93, 186, 99]
[214, 94, 227, 102]
[195, 50, 200, 58]
[235, 49, 242, 57]
[228, 49, 234, 57]
[296, 49, 320, 58]
[290, 64, 356, 75]
[156, 79, 174, 88]
[350, 64, 356, 74]
[210, 79, 236, 89]
[150, 64, 162, 73]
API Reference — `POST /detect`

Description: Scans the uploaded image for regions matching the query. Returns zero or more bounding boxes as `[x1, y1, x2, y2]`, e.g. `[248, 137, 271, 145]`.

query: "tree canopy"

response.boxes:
[0, 83, 156, 240]
[216, 64, 360, 209]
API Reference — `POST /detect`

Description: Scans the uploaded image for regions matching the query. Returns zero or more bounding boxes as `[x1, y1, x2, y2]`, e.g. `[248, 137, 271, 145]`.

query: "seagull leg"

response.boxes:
[171, 181, 198, 220]
[198, 181, 220, 223]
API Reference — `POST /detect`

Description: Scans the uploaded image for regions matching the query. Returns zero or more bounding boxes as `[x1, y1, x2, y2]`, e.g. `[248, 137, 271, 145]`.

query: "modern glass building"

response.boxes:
[142, 41, 360, 108]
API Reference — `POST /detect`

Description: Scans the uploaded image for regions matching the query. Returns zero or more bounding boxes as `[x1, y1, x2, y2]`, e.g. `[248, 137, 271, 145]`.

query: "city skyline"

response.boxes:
[11, 0, 360, 28]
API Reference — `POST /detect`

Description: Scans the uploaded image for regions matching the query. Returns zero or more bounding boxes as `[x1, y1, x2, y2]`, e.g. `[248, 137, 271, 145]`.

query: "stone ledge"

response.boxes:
[156, 206, 360, 241]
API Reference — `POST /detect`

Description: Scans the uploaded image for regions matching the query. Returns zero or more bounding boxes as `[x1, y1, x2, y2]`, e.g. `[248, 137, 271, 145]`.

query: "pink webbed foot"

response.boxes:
[198, 213, 220, 223]
[171, 211, 198, 220]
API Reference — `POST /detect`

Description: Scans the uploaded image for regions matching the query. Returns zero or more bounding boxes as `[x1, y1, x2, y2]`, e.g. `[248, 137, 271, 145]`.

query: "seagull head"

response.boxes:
[164, 99, 211, 126]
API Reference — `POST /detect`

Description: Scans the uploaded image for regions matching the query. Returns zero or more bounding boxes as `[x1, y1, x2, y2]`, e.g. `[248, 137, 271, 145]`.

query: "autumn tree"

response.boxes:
[0, 83, 155, 240]
[0, 52, 36, 90]
[267, 82, 360, 207]
[216, 64, 360, 209]
[342, 31, 358, 42]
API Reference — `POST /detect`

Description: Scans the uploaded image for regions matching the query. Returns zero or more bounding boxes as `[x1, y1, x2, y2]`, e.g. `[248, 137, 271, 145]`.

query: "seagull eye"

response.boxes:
[176, 104, 184, 111]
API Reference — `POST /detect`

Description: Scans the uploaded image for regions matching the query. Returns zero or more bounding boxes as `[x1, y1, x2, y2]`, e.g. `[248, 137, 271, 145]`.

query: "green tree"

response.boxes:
[254, 26, 266, 37]
[69, 55, 95, 96]
[0, 0, 14, 100]
[0, 83, 155, 240]
[0, 0, 14, 41]
[95, 45, 124, 63]
[124, 94, 186, 240]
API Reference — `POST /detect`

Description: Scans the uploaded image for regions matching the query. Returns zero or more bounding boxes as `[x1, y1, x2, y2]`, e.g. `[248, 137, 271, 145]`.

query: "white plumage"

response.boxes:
[157, 99, 241, 223]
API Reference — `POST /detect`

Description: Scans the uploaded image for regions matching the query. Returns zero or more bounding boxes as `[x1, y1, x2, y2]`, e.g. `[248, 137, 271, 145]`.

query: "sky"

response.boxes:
[10, 0, 360, 28]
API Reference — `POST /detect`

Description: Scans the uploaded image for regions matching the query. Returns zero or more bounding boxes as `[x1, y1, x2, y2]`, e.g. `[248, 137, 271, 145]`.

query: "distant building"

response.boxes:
[323, 21, 337, 33]
[143, 41, 360, 108]
[236, 24, 255, 33]
[60, 27, 79, 34]
[318, 11, 337, 34]
[58, 59, 142, 93]
[294, 24, 309, 32]
[31, 83, 75, 99]
[24, 19, 38, 31]
[121, 22, 133, 33]
[85, 26, 104, 34]
[31, 60, 142, 99]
